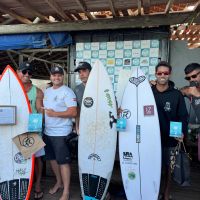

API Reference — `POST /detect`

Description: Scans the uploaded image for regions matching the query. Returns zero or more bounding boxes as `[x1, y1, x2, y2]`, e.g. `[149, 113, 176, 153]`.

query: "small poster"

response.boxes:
[0, 106, 16, 125]
[28, 113, 43, 132]
[170, 121, 182, 137]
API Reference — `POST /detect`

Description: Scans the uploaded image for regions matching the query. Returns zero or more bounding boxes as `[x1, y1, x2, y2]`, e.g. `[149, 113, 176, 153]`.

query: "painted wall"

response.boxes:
[170, 41, 200, 88]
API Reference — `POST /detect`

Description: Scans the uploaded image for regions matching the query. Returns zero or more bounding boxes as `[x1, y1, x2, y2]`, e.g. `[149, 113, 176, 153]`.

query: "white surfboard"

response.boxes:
[78, 60, 117, 200]
[119, 67, 161, 200]
[0, 66, 34, 200]
[116, 68, 133, 107]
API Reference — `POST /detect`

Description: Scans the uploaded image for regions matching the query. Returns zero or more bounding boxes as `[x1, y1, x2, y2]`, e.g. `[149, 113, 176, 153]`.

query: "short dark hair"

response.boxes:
[184, 63, 200, 75]
[155, 61, 172, 72]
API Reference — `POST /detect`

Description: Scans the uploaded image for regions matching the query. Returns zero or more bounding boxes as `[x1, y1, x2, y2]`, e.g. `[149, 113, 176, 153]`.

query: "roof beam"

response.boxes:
[1, 17, 15, 25]
[75, 0, 94, 20]
[21, 48, 68, 53]
[16, 0, 52, 23]
[0, 3, 32, 24]
[138, 0, 142, 15]
[6, 51, 18, 69]
[0, 11, 199, 34]
[108, 0, 118, 17]
[45, 0, 71, 21]
[165, 0, 174, 14]
[8, 50, 59, 66]
[142, 0, 151, 14]
[72, 13, 83, 20]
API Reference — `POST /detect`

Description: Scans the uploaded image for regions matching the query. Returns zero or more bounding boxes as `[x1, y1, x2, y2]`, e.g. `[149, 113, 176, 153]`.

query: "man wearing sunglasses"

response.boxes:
[17, 61, 45, 200]
[151, 61, 188, 200]
[181, 63, 200, 162]
[181, 63, 200, 123]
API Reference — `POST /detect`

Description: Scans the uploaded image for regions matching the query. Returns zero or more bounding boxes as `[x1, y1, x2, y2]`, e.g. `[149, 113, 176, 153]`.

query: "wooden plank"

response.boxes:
[72, 13, 82, 20]
[165, 0, 174, 14]
[45, 0, 71, 21]
[0, 11, 199, 34]
[142, 0, 151, 14]
[8, 50, 59, 66]
[108, 0, 119, 17]
[16, 0, 51, 23]
[6, 51, 18, 69]
[21, 48, 68, 53]
[75, 0, 94, 20]
[0, 3, 32, 24]
[138, 0, 142, 15]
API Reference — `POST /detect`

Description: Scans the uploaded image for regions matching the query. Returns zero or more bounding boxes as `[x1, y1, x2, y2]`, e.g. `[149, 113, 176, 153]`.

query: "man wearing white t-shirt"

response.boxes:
[43, 65, 77, 200]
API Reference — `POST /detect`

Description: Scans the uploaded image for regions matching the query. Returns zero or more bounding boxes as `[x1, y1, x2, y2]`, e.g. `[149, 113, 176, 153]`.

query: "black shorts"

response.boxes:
[44, 135, 71, 165]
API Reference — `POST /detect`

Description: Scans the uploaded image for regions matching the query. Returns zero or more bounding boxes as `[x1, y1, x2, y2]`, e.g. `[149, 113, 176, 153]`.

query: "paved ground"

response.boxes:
[30, 159, 200, 200]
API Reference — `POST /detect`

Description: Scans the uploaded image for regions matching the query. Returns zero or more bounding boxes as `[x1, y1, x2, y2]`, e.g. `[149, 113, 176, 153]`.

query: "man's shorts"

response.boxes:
[162, 147, 176, 167]
[44, 135, 71, 165]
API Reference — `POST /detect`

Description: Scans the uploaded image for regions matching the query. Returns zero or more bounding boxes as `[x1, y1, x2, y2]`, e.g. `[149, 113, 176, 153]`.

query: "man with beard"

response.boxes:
[151, 61, 188, 200]
[181, 63, 200, 161]
[17, 62, 45, 199]
[181, 63, 200, 124]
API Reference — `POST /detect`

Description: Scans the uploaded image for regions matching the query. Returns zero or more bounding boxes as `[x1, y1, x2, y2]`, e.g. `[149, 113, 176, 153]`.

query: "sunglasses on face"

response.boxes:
[156, 71, 170, 76]
[185, 71, 200, 81]
[21, 70, 32, 75]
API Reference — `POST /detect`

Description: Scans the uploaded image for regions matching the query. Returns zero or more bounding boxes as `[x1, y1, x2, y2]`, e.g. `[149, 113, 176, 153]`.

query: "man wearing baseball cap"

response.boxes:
[43, 64, 77, 200]
[17, 61, 45, 199]
[74, 61, 92, 134]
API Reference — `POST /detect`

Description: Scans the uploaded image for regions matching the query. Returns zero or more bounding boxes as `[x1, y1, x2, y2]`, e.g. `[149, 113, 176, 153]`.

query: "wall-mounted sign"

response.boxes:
[0, 106, 16, 125]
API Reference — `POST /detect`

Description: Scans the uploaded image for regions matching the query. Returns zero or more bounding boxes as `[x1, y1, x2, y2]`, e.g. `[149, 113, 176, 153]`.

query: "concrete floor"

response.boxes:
[30, 159, 200, 200]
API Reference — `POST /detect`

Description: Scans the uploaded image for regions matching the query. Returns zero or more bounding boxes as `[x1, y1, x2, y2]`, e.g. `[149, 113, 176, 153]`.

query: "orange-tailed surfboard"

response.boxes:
[0, 66, 34, 200]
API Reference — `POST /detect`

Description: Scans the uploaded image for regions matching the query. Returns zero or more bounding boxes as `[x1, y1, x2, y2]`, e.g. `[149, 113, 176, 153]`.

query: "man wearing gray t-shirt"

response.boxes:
[74, 62, 91, 134]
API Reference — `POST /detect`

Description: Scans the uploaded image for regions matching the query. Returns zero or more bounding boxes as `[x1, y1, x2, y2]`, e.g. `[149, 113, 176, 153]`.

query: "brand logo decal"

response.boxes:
[128, 172, 136, 180]
[104, 89, 113, 108]
[22, 136, 34, 147]
[129, 76, 146, 87]
[144, 105, 154, 116]
[164, 102, 171, 112]
[88, 153, 101, 161]
[121, 109, 131, 119]
[109, 111, 117, 129]
[123, 152, 133, 160]
[83, 97, 94, 108]
[14, 152, 26, 164]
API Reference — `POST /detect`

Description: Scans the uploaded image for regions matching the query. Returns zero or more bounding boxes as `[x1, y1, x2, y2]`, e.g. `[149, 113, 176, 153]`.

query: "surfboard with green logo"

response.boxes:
[78, 60, 117, 200]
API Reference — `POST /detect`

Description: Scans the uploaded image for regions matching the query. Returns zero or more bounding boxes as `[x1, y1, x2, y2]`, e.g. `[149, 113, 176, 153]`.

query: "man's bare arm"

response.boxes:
[36, 88, 44, 114]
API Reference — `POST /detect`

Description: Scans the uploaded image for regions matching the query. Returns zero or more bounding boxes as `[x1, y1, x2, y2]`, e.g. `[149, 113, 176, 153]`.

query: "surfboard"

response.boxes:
[119, 67, 161, 200]
[116, 68, 133, 107]
[78, 60, 117, 200]
[0, 66, 34, 200]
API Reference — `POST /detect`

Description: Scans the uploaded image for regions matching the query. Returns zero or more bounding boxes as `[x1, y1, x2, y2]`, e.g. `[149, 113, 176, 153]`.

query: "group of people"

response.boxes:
[16, 60, 200, 200]
[16, 61, 91, 200]
[151, 61, 200, 200]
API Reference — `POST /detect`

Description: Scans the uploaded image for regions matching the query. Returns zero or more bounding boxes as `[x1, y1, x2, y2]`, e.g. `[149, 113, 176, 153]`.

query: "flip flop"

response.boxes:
[34, 191, 44, 200]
